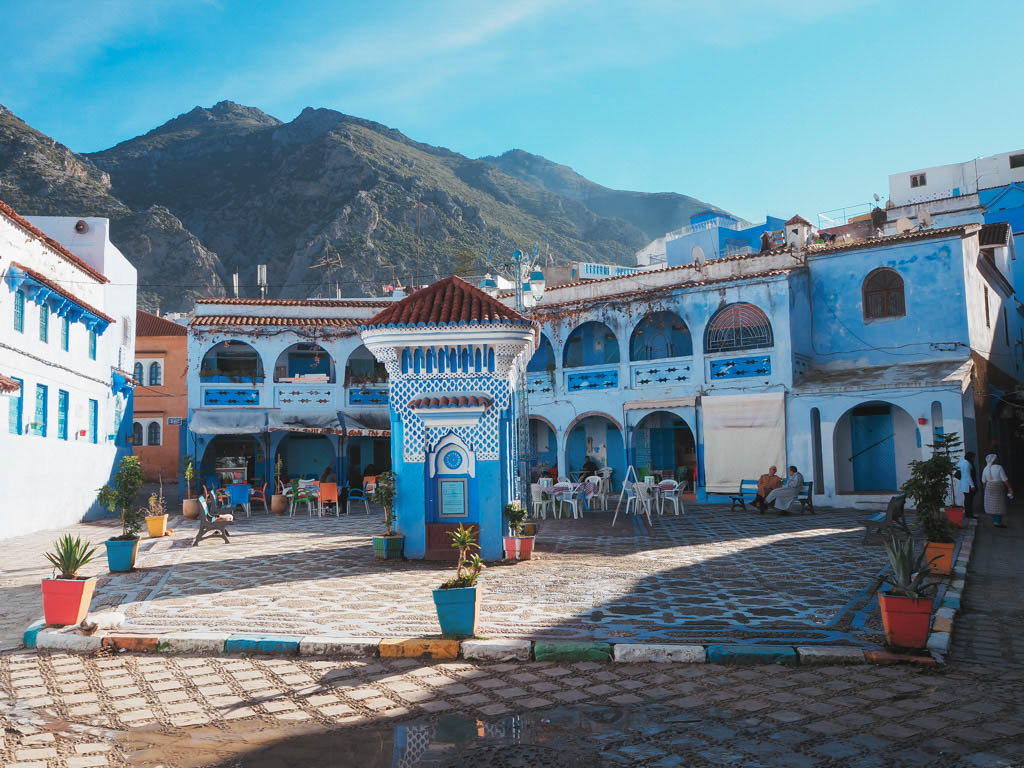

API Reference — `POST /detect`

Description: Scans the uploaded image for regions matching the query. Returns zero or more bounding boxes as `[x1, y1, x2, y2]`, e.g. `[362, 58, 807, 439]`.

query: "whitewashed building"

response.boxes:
[0, 202, 137, 539]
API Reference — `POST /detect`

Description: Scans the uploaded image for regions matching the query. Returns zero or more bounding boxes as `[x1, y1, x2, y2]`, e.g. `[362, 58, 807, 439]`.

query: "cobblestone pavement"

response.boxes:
[952, 507, 1024, 667]
[1, 649, 1023, 767]
[5, 505, 891, 646]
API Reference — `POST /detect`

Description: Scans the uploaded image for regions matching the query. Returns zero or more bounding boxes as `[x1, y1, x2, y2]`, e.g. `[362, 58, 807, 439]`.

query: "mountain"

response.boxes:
[0, 106, 226, 312]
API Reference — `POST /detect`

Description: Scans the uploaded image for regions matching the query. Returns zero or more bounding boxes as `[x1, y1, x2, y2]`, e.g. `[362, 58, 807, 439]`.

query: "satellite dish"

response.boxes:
[895, 217, 914, 234]
[873, 193, 881, 202]
[919, 209, 933, 228]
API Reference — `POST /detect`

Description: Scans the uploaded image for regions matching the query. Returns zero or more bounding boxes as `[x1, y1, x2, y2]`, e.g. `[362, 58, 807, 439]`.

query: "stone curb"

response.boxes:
[927, 518, 976, 662]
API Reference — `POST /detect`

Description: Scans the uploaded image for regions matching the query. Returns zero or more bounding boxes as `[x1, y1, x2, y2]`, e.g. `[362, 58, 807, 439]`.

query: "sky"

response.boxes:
[2, 0, 1023, 227]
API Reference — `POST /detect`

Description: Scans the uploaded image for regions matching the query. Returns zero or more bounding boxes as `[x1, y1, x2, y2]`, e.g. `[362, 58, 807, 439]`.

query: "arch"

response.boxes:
[200, 340, 264, 383]
[148, 361, 162, 386]
[133, 362, 143, 383]
[833, 401, 917, 494]
[132, 421, 143, 446]
[704, 303, 773, 354]
[691, 245, 705, 264]
[147, 421, 161, 447]
[629, 311, 693, 361]
[630, 410, 696, 487]
[274, 343, 335, 383]
[346, 345, 388, 384]
[565, 413, 626, 490]
[487, 348, 495, 372]
[931, 400, 944, 442]
[527, 334, 556, 372]
[862, 268, 905, 320]
[563, 321, 620, 368]
[426, 348, 435, 373]
[529, 417, 558, 480]
[810, 408, 823, 495]
[275, 433, 337, 482]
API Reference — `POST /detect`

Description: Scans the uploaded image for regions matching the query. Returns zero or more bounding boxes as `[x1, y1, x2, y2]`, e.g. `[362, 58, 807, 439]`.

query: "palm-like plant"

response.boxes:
[440, 524, 485, 589]
[45, 535, 98, 579]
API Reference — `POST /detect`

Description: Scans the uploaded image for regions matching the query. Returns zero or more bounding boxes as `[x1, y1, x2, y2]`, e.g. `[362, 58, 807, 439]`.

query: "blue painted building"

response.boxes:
[665, 211, 787, 267]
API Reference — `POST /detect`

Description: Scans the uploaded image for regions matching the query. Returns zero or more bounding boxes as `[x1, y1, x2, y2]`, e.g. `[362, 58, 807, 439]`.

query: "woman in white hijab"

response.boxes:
[981, 453, 1013, 528]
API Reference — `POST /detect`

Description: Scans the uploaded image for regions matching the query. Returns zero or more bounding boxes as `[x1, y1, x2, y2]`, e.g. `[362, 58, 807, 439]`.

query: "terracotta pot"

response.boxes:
[503, 535, 535, 560]
[145, 514, 169, 538]
[944, 506, 965, 527]
[182, 498, 202, 520]
[924, 540, 955, 575]
[878, 592, 932, 649]
[271, 494, 289, 515]
[41, 577, 96, 626]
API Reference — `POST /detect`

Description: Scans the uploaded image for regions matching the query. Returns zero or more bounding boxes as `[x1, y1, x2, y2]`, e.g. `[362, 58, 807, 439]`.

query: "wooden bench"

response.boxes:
[729, 479, 759, 511]
[193, 498, 233, 547]
[861, 493, 909, 543]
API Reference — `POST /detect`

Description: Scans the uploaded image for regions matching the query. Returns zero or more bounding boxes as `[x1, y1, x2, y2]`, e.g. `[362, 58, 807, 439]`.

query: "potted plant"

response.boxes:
[502, 500, 535, 560]
[903, 443, 957, 575]
[182, 457, 202, 520]
[97, 456, 146, 572]
[934, 432, 965, 526]
[270, 454, 289, 515]
[144, 481, 170, 538]
[371, 471, 403, 559]
[878, 536, 938, 649]
[432, 523, 485, 637]
[41, 535, 98, 626]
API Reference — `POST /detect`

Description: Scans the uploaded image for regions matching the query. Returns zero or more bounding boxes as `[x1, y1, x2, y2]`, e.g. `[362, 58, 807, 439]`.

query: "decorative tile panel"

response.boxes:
[525, 372, 556, 396]
[631, 359, 693, 388]
[348, 387, 389, 406]
[274, 384, 336, 408]
[709, 355, 772, 380]
[202, 387, 260, 406]
[565, 367, 618, 392]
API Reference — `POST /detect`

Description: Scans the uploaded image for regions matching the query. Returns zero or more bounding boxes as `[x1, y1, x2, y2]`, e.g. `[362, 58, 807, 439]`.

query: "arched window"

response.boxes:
[563, 322, 620, 368]
[863, 268, 905, 320]
[147, 421, 161, 446]
[133, 362, 143, 383]
[200, 341, 264, 383]
[345, 345, 388, 384]
[527, 334, 555, 372]
[630, 311, 693, 361]
[132, 422, 143, 446]
[148, 361, 162, 386]
[274, 343, 334, 382]
[704, 303, 773, 354]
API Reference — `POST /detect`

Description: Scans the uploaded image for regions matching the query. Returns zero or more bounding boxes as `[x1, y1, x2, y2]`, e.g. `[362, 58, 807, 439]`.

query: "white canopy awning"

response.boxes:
[189, 409, 268, 435]
[702, 392, 787, 494]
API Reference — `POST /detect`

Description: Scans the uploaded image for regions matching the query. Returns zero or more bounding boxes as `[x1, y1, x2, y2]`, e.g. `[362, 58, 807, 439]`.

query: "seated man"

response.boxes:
[754, 465, 783, 514]
[581, 456, 600, 476]
[764, 465, 804, 515]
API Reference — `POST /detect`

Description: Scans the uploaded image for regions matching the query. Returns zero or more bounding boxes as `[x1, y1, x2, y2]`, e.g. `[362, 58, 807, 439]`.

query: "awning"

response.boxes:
[624, 396, 696, 411]
[702, 392, 787, 495]
[190, 409, 268, 435]
[267, 411, 390, 437]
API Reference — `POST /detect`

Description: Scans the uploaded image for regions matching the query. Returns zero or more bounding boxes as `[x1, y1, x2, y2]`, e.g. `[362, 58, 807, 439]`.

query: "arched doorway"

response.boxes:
[274, 343, 335, 382]
[345, 344, 388, 385]
[566, 414, 626, 489]
[833, 401, 917, 493]
[563, 322, 619, 368]
[527, 334, 556, 372]
[200, 435, 262, 487]
[629, 311, 692, 361]
[200, 341, 265, 383]
[275, 434, 337, 483]
[630, 411, 696, 489]
[529, 417, 557, 482]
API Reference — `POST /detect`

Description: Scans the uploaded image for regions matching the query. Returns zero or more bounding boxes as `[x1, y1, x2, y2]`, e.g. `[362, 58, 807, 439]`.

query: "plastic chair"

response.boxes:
[319, 482, 339, 516]
[560, 485, 586, 520]
[250, 482, 268, 514]
[659, 480, 683, 516]
[348, 482, 371, 515]
[289, 478, 315, 517]
[530, 483, 553, 520]
[226, 483, 251, 517]
[585, 474, 605, 511]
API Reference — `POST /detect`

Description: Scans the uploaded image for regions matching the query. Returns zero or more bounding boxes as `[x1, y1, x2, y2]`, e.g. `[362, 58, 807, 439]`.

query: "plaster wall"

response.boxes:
[134, 333, 188, 482]
[888, 151, 1024, 207]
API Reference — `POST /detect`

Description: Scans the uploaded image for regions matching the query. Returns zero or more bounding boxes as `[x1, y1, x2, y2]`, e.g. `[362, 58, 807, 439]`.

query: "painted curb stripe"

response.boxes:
[225, 634, 301, 655]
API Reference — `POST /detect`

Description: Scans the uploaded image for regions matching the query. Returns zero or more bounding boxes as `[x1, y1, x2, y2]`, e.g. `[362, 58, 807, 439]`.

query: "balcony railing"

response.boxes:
[630, 357, 693, 388]
[274, 383, 336, 409]
[202, 385, 261, 406]
[525, 371, 556, 397]
[565, 366, 619, 392]
[708, 354, 772, 380]
[348, 387, 389, 406]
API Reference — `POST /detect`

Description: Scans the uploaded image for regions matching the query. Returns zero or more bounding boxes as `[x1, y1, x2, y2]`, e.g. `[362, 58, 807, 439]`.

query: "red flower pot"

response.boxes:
[878, 592, 932, 649]
[944, 506, 964, 527]
[41, 577, 97, 626]
[503, 536, 535, 561]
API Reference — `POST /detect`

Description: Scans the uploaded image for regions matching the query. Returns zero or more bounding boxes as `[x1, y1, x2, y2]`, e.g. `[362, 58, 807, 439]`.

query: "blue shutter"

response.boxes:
[34, 384, 48, 437]
[89, 330, 97, 360]
[14, 291, 24, 332]
[61, 317, 70, 351]
[39, 306, 49, 343]
[7, 377, 23, 434]
[88, 399, 98, 444]
[58, 390, 69, 440]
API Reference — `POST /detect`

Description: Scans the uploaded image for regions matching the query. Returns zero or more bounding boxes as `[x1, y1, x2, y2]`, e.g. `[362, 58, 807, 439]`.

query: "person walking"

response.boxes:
[958, 451, 977, 518]
[982, 453, 1013, 529]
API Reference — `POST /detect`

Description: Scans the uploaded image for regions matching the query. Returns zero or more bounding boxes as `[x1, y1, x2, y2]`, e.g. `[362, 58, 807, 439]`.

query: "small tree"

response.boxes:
[931, 431, 963, 506]
[504, 500, 527, 536]
[97, 456, 146, 539]
[274, 454, 284, 493]
[143, 478, 167, 518]
[372, 471, 397, 536]
[903, 442, 956, 544]
[182, 457, 197, 500]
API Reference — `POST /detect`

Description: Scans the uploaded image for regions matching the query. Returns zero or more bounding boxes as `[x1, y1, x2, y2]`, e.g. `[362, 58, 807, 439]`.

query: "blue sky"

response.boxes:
[2, 0, 1023, 227]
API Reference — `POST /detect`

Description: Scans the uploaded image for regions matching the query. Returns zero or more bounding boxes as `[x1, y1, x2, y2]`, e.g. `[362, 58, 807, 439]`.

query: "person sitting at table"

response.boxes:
[581, 456, 599, 476]
[319, 465, 337, 483]
[764, 465, 804, 515]
[754, 465, 783, 514]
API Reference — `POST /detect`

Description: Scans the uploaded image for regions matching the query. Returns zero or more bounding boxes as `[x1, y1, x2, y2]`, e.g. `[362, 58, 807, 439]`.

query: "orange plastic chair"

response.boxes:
[250, 482, 268, 514]
[318, 482, 339, 516]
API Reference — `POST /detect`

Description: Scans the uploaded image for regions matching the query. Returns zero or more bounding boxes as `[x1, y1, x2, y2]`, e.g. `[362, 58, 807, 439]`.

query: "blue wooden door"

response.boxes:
[851, 407, 896, 491]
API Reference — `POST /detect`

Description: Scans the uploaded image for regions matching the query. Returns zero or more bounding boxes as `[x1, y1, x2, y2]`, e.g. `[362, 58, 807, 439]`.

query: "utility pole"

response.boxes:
[308, 242, 344, 298]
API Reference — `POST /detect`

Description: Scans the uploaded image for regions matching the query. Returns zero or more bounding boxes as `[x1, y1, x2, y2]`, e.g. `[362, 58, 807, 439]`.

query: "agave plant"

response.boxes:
[440, 524, 485, 589]
[882, 536, 938, 599]
[45, 535, 98, 579]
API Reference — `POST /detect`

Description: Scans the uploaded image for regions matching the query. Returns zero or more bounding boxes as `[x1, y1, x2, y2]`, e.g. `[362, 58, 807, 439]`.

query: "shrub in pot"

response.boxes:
[933, 432, 966, 526]
[270, 454, 289, 515]
[97, 456, 145, 572]
[371, 471, 403, 559]
[878, 536, 938, 649]
[903, 440, 957, 574]
[432, 523, 485, 637]
[144, 481, 170, 538]
[502, 500, 535, 560]
[41, 535, 98, 626]
[182, 458, 201, 520]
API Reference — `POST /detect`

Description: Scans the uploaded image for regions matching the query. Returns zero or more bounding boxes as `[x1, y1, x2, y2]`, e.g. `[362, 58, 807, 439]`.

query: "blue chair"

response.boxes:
[226, 483, 251, 517]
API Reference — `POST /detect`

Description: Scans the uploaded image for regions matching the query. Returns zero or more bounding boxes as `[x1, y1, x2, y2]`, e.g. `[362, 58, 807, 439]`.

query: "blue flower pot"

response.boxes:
[432, 586, 480, 637]
[105, 538, 140, 572]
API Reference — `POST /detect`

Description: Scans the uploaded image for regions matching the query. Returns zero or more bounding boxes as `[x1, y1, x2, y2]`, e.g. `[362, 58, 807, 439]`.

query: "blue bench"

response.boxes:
[729, 480, 760, 511]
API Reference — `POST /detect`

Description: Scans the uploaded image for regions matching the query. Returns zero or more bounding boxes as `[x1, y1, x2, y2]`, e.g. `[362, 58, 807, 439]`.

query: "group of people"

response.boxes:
[957, 451, 1014, 528]
[753, 465, 804, 514]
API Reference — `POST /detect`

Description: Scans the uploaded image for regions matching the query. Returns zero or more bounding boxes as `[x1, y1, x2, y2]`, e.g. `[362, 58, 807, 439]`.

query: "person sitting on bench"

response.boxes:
[764, 465, 804, 515]
[755, 465, 783, 514]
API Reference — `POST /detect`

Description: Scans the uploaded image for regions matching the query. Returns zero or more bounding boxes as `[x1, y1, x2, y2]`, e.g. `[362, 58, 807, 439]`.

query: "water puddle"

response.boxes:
[124, 705, 706, 767]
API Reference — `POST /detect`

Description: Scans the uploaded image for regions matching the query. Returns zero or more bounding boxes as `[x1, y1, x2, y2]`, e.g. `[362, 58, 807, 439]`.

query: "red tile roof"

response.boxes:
[0, 374, 21, 394]
[136, 309, 187, 337]
[0, 200, 109, 283]
[366, 275, 529, 328]
[408, 395, 492, 409]
[785, 214, 813, 227]
[9, 262, 115, 324]
[190, 315, 362, 328]
[979, 221, 1010, 248]
[195, 297, 393, 307]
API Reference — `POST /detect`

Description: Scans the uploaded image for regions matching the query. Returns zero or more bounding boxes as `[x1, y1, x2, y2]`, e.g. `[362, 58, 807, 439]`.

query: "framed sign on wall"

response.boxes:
[439, 478, 468, 518]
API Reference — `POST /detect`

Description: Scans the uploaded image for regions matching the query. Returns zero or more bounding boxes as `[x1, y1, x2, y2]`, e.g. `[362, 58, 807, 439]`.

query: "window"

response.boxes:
[34, 384, 48, 437]
[61, 317, 70, 351]
[7, 377, 23, 434]
[134, 362, 143, 382]
[984, 286, 990, 328]
[1010, 154, 1024, 170]
[704, 303, 774, 353]
[88, 399, 98, 444]
[910, 173, 927, 188]
[88, 330, 97, 360]
[148, 361, 162, 386]
[39, 305, 49, 343]
[147, 421, 161, 446]
[862, 268, 906, 320]
[113, 398, 122, 444]
[13, 290, 24, 332]
[133, 422, 143, 446]
[1005, 308, 1010, 345]
[57, 390, 68, 440]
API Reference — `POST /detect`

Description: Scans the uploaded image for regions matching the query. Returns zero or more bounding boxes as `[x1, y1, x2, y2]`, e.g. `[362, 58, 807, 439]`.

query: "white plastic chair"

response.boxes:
[557, 476, 570, 484]
[660, 480, 683, 516]
[531, 483, 553, 520]
[560, 485, 585, 519]
[585, 474, 605, 511]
